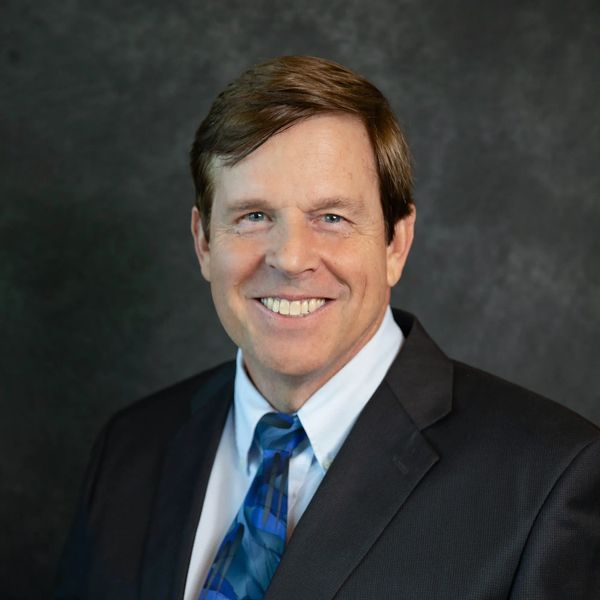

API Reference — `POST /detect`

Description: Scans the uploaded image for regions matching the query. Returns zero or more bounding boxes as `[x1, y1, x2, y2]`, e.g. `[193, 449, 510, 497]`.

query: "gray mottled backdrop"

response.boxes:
[2, 0, 599, 597]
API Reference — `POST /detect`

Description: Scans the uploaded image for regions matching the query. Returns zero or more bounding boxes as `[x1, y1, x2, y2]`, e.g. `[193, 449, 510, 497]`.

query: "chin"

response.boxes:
[253, 350, 332, 380]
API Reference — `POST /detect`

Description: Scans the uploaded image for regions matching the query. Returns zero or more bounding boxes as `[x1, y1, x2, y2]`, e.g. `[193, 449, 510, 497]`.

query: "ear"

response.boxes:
[191, 206, 211, 282]
[386, 206, 416, 287]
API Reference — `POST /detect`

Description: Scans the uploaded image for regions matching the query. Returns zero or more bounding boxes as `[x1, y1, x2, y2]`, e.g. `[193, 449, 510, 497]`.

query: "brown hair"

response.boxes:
[190, 55, 413, 243]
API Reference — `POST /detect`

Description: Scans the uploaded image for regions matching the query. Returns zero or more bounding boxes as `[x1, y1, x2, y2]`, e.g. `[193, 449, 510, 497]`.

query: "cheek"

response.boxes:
[210, 240, 264, 290]
[320, 257, 370, 304]
[330, 241, 386, 283]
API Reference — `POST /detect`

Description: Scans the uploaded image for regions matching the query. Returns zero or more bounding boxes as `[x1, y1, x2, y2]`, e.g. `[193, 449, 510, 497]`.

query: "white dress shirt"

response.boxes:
[183, 306, 403, 600]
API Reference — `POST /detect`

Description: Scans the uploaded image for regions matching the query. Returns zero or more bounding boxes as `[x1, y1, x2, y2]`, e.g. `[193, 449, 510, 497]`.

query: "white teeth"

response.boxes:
[260, 297, 326, 317]
[279, 299, 290, 315]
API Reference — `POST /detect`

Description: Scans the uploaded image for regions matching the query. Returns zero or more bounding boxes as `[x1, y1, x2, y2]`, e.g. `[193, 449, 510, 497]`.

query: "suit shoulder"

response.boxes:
[449, 360, 600, 454]
[107, 360, 236, 438]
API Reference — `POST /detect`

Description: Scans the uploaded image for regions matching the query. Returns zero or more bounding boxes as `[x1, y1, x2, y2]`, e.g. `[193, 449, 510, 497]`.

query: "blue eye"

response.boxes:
[322, 214, 343, 223]
[245, 212, 265, 221]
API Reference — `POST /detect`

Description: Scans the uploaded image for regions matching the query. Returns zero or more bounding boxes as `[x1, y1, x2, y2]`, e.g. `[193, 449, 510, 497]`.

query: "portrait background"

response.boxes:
[2, 0, 599, 597]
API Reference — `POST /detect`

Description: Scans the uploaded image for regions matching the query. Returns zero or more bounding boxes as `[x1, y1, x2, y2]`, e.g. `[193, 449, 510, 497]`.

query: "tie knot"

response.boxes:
[255, 412, 307, 454]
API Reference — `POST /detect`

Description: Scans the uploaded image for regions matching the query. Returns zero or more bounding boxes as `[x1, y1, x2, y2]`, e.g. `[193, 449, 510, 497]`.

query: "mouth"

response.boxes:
[259, 296, 327, 317]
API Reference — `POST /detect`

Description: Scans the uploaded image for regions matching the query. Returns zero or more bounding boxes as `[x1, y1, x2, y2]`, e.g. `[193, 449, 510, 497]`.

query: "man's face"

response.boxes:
[192, 113, 414, 394]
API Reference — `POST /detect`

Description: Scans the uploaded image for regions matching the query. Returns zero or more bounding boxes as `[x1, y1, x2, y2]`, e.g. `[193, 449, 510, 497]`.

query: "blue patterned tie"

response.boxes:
[199, 412, 308, 600]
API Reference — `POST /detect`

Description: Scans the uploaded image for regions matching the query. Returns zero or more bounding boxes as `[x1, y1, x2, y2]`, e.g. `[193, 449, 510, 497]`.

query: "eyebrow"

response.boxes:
[306, 196, 369, 218]
[224, 196, 365, 214]
[223, 199, 273, 214]
[308, 197, 357, 211]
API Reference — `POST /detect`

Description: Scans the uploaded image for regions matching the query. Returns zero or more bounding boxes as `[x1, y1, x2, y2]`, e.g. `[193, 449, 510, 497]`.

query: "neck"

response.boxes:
[242, 368, 326, 413]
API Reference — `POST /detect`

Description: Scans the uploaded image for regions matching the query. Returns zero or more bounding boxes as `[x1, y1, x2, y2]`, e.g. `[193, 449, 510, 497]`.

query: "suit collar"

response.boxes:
[388, 308, 453, 430]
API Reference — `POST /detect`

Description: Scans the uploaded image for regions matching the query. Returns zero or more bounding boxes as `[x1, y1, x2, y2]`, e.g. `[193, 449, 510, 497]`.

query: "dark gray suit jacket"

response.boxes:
[54, 310, 600, 599]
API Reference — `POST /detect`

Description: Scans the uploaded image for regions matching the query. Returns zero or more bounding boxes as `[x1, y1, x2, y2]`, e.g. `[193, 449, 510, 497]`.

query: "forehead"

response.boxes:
[211, 113, 379, 206]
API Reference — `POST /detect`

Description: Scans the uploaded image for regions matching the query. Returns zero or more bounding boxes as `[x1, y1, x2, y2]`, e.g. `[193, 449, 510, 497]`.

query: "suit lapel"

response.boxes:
[139, 366, 234, 600]
[266, 310, 453, 599]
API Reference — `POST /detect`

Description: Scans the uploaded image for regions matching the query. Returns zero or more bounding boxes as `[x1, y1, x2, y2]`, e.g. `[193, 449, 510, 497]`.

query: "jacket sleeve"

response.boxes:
[51, 423, 111, 600]
[509, 436, 600, 599]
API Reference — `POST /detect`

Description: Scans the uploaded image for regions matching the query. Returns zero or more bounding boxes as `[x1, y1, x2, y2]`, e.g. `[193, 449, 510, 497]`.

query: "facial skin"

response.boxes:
[192, 113, 415, 412]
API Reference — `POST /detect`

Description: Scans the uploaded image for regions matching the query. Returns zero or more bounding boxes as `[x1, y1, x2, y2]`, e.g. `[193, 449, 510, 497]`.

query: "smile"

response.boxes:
[260, 297, 326, 317]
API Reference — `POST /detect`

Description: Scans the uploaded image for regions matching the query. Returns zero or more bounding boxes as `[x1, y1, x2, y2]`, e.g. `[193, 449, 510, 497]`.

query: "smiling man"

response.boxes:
[54, 56, 600, 600]
[192, 112, 412, 412]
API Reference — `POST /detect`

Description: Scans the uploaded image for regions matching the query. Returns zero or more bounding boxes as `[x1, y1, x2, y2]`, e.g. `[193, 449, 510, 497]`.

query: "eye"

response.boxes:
[244, 211, 266, 222]
[322, 213, 343, 224]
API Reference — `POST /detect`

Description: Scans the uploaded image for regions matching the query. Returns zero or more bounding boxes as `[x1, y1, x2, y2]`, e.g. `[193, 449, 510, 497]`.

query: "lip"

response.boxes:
[253, 294, 332, 301]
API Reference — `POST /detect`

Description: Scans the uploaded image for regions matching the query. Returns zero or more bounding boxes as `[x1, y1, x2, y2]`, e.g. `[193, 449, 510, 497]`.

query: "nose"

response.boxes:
[265, 217, 319, 277]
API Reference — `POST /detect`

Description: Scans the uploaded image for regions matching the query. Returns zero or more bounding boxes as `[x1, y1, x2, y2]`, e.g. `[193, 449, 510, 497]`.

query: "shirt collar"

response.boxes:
[233, 306, 403, 472]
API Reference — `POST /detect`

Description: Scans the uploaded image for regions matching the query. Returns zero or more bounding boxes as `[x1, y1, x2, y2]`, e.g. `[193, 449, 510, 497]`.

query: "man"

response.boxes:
[54, 56, 600, 599]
